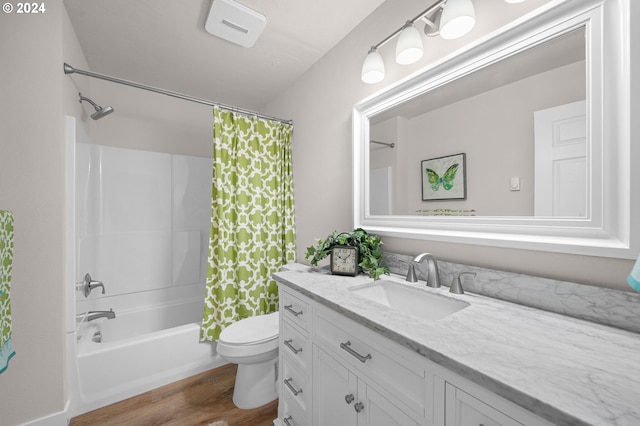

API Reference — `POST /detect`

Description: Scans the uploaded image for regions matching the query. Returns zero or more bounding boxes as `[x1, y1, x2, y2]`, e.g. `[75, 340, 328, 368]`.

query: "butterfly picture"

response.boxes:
[425, 163, 459, 191]
[421, 153, 466, 201]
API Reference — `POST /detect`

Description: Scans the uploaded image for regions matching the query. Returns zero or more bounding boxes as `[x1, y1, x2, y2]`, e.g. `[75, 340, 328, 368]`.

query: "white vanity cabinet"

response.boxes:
[278, 285, 554, 426]
[313, 303, 429, 426]
[314, 347, 420, 426]
[278, 288, 313, 426]
[438, 376, 555, 426]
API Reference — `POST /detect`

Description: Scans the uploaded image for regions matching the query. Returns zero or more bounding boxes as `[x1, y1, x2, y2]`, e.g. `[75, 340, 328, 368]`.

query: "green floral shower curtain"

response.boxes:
[200, 107, 296, 342]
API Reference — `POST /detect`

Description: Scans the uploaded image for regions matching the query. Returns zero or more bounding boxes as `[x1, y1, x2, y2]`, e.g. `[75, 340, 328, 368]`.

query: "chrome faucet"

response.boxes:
[87, 309, 116, 322]
[412, 253, 441, 288]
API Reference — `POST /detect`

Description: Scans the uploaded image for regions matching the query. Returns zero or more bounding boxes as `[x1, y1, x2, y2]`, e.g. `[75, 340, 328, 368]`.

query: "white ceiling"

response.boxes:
[64, 0, 386, 111]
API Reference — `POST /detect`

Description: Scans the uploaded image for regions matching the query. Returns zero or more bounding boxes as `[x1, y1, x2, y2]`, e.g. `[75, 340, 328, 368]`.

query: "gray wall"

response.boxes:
[263, 0, 636, 291]
[0, 1, 67, 423]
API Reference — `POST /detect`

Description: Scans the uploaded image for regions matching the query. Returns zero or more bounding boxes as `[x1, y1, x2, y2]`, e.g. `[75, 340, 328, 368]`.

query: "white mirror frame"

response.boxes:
[353, 0, 638, 259]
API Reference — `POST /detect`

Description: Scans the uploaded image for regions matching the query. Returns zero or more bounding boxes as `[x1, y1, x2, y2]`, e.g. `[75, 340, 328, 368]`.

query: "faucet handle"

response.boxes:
[81, 273, 106, 298]
[450, 271, 476, 294]
[406, 263, 418, 282]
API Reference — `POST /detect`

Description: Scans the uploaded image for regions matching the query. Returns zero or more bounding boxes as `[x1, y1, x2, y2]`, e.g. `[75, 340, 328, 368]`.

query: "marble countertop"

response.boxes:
[274, 265, 640, 426]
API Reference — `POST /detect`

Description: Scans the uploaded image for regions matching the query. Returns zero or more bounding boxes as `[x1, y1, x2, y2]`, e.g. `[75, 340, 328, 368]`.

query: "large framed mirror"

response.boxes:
[353, 0, 637, 258]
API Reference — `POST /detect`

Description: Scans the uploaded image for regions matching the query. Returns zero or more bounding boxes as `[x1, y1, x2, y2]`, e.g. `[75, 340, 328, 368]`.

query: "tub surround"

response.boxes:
[274, 263, 640, 426]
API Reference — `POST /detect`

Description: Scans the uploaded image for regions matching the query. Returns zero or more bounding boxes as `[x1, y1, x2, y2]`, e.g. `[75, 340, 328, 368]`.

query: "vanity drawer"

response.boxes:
[282, 356, 309, 412]
[314, 307, 426, 417]
[280, 392, 308, 426]
[281, 320, 310, 370]
[281, 289, 310, 332]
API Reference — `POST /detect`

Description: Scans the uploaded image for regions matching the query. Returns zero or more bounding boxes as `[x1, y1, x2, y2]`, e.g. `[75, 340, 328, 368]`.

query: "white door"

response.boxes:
[534, 100, 587, 217]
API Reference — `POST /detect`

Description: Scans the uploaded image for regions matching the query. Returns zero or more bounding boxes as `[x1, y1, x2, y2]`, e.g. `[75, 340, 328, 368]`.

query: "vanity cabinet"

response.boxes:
[278, 285, 554, 426]
[439, 377, 554, 426]
[444, 384, 523, 426]
[314, 347, 419, 426]
[279, 289, 313, 426]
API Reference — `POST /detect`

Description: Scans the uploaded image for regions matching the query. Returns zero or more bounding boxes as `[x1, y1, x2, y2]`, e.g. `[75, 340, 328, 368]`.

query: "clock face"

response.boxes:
[331, 246, 358, 276]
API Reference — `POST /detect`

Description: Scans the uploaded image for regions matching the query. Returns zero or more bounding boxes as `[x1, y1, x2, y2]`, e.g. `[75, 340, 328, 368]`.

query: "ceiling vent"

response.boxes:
[205, 0, 266, 48]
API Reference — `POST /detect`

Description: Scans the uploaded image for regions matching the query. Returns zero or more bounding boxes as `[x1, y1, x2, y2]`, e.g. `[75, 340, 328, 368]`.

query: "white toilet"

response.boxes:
[217, 311, 280, 409]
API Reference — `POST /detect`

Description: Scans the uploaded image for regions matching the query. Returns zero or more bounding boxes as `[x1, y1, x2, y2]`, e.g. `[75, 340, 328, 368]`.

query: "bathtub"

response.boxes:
[69, 298, 225, 416]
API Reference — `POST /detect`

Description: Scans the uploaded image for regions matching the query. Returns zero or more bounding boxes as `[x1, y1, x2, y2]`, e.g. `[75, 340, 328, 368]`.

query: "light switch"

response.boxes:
[510, 177, 521, 191]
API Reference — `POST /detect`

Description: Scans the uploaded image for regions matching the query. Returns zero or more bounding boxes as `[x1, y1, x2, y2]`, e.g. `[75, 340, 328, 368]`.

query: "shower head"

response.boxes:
[78, 92, 114, 120]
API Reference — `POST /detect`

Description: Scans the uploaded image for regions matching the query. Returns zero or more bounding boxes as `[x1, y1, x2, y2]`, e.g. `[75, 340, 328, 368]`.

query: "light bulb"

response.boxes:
[396, 22, 423, 65]
[361, 47, 385, 84]
[440, 0, 476, 40]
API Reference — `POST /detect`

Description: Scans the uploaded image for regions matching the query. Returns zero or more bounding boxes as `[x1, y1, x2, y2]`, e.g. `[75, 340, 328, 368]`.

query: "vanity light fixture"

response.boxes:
[361, 0, 476, 84]
[396, 21, 424, 64]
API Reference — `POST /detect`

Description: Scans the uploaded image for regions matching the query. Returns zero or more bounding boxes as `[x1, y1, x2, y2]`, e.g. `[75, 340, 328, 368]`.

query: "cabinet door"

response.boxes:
[359, 381, 420, 426]
[445, 383, 524, 426]
[314, 346, 358, 426]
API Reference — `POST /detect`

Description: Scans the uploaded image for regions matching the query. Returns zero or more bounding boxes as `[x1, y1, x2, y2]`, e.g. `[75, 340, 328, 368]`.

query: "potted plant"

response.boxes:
[305, 228, 390, 280]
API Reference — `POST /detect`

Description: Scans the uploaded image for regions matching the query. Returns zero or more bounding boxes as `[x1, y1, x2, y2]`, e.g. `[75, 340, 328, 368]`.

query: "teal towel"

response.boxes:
[629, 253, 640, 293]
[0, 210, 15, 374]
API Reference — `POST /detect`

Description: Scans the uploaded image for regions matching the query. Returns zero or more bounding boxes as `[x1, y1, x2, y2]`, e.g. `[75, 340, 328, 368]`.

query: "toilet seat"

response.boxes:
[219, 311, 279, 346]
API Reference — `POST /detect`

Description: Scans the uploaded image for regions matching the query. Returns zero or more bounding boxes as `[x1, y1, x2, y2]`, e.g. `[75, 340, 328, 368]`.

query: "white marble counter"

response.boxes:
[274, 265, 640, 426]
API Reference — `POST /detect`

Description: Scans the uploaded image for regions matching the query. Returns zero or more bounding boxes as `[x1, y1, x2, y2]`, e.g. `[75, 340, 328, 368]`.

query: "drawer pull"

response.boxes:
[284, 339, 303, 354]
[345, 393, 355, 404]
[283, 415, 293, 426]
[284, 377, 303, 396]
[340, 340, 372, 363]
[354, 401, 365, 413]
[284, 304, 303, 316]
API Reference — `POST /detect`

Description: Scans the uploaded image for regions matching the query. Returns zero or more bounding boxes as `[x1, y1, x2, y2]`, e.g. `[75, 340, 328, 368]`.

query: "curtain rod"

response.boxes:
[63, 63, 293, 125]
[371, 140, 395, 148]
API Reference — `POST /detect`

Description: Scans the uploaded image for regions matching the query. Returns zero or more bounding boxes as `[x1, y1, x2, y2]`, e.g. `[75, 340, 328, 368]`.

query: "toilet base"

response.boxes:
[232, 358, 278, 409]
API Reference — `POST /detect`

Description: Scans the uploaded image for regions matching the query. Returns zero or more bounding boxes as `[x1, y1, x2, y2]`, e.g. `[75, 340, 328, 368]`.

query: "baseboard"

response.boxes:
[19, 400, 70, 426]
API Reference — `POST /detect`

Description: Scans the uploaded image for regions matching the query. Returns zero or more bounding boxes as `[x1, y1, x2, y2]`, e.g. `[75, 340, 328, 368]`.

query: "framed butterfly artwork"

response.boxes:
[421, 153, 467, 201]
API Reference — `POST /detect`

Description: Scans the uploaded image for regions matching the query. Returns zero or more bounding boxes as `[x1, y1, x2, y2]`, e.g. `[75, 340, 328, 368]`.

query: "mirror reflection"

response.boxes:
[369, 27, 586, 217]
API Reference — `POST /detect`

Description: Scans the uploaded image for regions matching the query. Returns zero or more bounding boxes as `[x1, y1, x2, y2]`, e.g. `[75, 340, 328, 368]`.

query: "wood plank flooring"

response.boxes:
[70, 364, 278, 426]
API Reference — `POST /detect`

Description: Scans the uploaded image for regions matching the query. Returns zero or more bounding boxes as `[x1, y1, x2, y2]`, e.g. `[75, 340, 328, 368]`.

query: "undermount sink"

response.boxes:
[349, 280, 469, 321]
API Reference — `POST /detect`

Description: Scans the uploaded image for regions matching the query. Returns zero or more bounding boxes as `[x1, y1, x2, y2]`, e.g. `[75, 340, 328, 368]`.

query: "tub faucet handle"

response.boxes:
[81, 273, 105, 298]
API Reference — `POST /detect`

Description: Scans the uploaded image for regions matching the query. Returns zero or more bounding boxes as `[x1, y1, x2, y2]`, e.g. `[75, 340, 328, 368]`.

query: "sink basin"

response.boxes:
[349, 280, 469, 321]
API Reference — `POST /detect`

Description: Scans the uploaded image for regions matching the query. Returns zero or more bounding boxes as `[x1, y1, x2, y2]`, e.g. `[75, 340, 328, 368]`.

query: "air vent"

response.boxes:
[205, 0, 266, 48]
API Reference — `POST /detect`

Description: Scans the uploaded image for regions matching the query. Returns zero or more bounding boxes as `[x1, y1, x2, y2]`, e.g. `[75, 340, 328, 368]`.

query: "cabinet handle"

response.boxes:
[345, 393, 355, 404]
[354, 402, 365, 413]
[284, 304, 303, 316]
[284, 339, 303, 354]
[340, 340, 372, 363]
[284, 377, 303, 396]
[283, 415, 293, 426]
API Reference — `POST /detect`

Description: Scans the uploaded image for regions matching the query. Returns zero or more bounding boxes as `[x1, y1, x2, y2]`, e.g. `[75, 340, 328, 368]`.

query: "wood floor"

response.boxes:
[70, 364, 278, 426]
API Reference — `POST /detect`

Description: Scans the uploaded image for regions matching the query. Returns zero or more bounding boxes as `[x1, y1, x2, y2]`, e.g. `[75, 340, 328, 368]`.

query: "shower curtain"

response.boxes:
[200, 107, 296, 342]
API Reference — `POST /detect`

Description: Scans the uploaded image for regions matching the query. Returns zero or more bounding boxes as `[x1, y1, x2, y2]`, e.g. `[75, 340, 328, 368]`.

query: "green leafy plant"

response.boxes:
[305, 228, 390, 280]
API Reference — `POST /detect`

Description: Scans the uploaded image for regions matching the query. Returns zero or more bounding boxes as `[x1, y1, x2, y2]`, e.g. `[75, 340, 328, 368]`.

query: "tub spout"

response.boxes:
[87, 309, 116, 322]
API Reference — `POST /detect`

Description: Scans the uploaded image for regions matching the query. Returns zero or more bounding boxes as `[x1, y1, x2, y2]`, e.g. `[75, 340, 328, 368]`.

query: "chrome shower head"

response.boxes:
[78, 92, 114, 120]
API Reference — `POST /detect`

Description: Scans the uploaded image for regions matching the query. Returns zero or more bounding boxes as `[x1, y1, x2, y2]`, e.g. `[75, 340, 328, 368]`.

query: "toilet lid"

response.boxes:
[219, 312, 279, 345]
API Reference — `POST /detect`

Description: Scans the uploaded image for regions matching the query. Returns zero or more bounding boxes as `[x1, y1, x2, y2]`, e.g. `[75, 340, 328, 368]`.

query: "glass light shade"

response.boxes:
[395, 23, 423, 65]
[361, 48, 385, 84]
[440, 0, 476, 40]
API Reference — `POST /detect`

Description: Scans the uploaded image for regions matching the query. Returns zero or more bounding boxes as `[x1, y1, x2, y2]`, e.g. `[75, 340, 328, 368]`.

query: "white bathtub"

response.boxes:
[69, 298, 225, 416]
